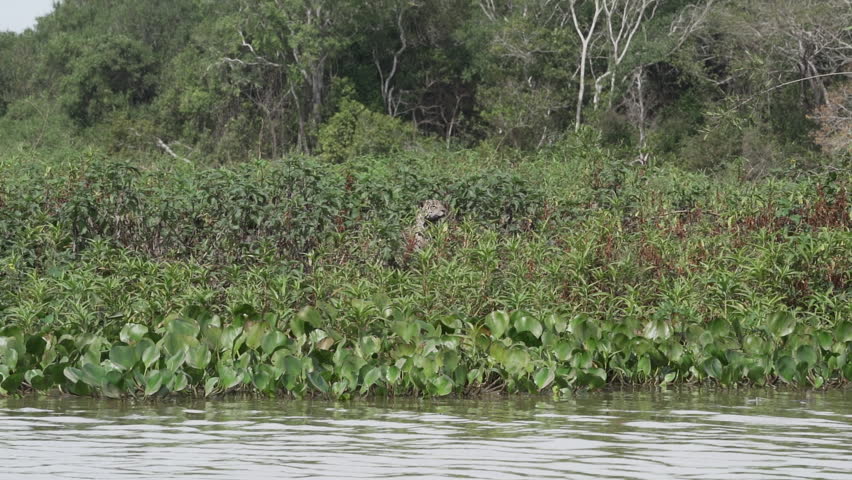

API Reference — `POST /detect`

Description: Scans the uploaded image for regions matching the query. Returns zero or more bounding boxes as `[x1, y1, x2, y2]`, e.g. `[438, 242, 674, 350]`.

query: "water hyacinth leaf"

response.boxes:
[297, 306, 323, 328]
[171, 372, 188, 392]
[485, 311, 510, 339]
[24, 369, 43, 384]
[662, 342, 684, 362]
[308, 329, 329, 348]
[244, 322, 268, 350]
[543, 314, 568, 333]
[142, 344, 161, 369]
[120, 324, 148, 344]
[79, 363, 106, 388]
[775, 355, 797, 382]
[261, 330, 288, 355]
[794, 345, 817, 368]
[708, 318, 730, 338]
[702, 357, 723, 379]
[359, 336, 381, 358]
[571, 350, 593, 369]
[661, 372, 677, 385]
[144, 370, 165, 396]
[386, 365, 401, 384]
[308, 371, 329, 393]
[218, 325, 243, 351]
[64, 366, 83, 384]
[281, 355, 303, 376]
[392, 320, 419, 343]
[816, 332, 833, 351]
[25, 336, 46, 357]
[767, 312, 796, 338]
[571, 315, 599, 343]
[836, 321, 852, 342]
[204, 377, 219, 397]
[186, 345, 212, 370]
[743, 335, 768, 355]
[637, 356, 651, 376]
[431, 375, 454, 396]
[253, 369, 272, 391]
[168, 318, 200, 338]
[109, 345, 137, 371]
[361, 367, 382, 393]
[217, 364, 240, 390]
[513, 312, 543, 338]
[1, 373, 24, 394]
[577, 368, 606, 389]
[643, 319, 672, 341]
[534, 367, 556, 390]
[440, 315, 463, 331]
[554, 342, 573, 362]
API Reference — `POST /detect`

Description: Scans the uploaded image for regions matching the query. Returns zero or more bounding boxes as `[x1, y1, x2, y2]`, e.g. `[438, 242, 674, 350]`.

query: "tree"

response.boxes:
[60, 35, 156, 127]
[565, 0, 603, 131]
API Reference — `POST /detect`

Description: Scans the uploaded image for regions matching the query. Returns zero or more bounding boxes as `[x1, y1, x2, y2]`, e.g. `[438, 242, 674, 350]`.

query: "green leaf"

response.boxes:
[142, 344, 161, 369]
[218, 325, 243, 351]
[217, 363, 240, 390]
[392, 320, 419, 343]
[244, 322, 268, 350]
[794, 345, 817, 368]
[167, 318, 200, 338]
[204, 377, 219, 397]
[637, 356, 651, 376]
[308, 371, 329, 393]
[577, 368, 606, 389]
[144, 370, 165, 396]
[109, 345, 137, 371]
[261, 330, 288, 355]
[166, 348, 187, 372]
[554, 342, 573, 362]
[485, 311, 510, 339]
[64, 367, 83, 384]
[643, 319, 672, 341]
[186, 345, 212, 370]
[571, 315, 599, 343]
[661, 372, 677, 385]
[296, 306, 323, 331]
[702, 357, 723, 379]
[119, 324, 148, 344]
[430, 375, 453, 396]
[170, 372, 189, 392]
[836, 321, 852, 342]
[775, 355, 797, 382]
[534, 367, 555, 390]
[767, 312, 796, 338]
[358, 336, 381, 359]
[513, 312, 543, 338]
[360, 367, 382, 393]
[385, 366, 401, 384]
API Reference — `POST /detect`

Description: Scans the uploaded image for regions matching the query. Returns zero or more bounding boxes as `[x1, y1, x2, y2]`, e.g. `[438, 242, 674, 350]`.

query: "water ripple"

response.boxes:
[0, 390, 850, 479]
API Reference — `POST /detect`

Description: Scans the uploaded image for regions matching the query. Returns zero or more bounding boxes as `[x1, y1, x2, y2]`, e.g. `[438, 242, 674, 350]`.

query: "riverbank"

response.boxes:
[1, 142, 850, 397]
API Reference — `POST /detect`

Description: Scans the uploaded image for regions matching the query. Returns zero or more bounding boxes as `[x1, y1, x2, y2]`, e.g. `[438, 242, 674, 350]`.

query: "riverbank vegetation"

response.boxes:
[0, 0, 850, 397]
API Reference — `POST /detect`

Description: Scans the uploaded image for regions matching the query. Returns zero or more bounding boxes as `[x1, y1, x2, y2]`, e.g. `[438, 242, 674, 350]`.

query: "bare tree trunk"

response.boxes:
[569, 0, 603, 131]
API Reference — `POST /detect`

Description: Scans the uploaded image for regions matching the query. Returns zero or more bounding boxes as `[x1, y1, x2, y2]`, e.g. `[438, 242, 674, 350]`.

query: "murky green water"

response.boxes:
[1, 390, 850, 479]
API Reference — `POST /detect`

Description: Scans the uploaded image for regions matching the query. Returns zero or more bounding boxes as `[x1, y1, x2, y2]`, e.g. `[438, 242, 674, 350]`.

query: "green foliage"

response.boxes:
[318, 98, 419, 162]
[1, 143, 850, 397]
[60, 35, 156, 127]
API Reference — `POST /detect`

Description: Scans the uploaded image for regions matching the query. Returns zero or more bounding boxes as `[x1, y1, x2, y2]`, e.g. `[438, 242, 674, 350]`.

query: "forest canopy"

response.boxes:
[0, 0, 849, 168]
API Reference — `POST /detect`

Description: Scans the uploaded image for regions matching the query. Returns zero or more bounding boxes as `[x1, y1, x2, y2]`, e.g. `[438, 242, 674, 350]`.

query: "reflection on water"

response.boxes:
[1, 390, 850, 479]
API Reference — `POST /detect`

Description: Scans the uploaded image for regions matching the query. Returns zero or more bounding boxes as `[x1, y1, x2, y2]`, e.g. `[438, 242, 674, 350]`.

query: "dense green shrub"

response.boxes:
[1, 146, 849, 397]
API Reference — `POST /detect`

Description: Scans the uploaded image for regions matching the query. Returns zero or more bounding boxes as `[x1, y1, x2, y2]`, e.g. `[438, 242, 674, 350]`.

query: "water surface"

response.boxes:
[1, 389, 850, 479]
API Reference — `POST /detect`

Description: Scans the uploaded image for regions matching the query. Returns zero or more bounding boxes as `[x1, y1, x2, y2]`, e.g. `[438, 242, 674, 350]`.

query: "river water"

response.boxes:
[0, 389, 849, 479]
